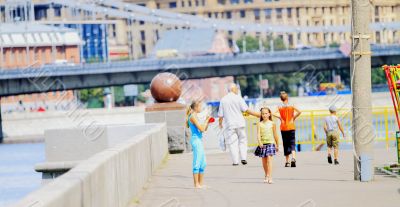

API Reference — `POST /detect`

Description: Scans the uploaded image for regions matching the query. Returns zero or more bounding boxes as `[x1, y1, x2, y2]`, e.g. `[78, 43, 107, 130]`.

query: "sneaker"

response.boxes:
[327, 155, 332, 164]
[285, 162, 290, 167]
[232, 163, 239, 166]
[334, 159, 339, 165]
[291, 158, 296, 167]
[241, 160, 247, 165]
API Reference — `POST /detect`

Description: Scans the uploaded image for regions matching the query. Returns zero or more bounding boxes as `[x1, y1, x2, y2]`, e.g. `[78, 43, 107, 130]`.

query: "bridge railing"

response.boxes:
[245, 107, 397, 150]
[2, 44, 399, 75]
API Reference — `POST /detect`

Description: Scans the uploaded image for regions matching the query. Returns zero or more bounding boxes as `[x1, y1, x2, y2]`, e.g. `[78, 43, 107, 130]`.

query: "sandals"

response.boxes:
[264, 176, 269, 183]
[264, 176, 274, 184]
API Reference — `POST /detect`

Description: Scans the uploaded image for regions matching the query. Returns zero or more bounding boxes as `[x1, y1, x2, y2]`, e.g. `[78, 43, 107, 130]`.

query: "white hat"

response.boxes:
[329, 105, 337, 112]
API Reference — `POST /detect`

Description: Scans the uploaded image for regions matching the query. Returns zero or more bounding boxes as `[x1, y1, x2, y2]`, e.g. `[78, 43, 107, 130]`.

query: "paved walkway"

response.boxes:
[132, 148, 399, 207]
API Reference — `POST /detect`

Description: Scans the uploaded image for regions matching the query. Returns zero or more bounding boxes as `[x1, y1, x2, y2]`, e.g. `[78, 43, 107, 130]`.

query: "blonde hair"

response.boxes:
[186, 100, 201, 128]
[260, 107, 272, 122]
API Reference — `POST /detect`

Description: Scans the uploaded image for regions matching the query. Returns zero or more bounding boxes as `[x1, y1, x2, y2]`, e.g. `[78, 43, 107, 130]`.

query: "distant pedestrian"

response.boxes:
[187, 100, 212, 188]
[254, 107, 279, 184]
[324, 106, 345, 165]
[273, 91, 301, 167]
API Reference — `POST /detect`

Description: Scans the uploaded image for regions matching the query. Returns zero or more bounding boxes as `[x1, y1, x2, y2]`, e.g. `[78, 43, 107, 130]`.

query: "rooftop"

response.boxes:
[0, 23, 81, 47]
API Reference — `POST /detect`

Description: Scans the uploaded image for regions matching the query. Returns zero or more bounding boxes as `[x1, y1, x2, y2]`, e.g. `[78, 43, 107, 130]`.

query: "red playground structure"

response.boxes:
[383, 64, 400, 164]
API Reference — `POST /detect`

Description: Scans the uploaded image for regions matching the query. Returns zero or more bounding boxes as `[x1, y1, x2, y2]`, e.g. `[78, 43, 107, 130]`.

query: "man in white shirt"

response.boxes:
[218, 84, 260, 165]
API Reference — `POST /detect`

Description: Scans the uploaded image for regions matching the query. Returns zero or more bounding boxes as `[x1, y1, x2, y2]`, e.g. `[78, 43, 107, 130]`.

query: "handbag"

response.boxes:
[254, 146, 262, 156]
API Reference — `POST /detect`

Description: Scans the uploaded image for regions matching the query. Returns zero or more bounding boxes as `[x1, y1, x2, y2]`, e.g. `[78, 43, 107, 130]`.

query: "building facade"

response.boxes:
[0, 23, 81, 112]
[126, 0, 400, 56]
[1, 0, 398, 60]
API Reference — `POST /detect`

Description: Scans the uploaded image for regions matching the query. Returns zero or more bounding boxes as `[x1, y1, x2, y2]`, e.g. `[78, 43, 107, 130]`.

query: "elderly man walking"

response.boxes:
[218, 84, 260, 166]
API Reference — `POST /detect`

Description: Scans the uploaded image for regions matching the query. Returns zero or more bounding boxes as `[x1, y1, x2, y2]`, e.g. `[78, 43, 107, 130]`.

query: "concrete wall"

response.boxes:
[13, 123, 168, 207]
[145, 109, 187, 153]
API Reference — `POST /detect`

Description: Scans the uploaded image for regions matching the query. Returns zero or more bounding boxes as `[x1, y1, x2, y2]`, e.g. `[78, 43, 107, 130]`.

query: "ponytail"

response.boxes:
[186, 106, 191, 128]
[186, 100, 201, 128]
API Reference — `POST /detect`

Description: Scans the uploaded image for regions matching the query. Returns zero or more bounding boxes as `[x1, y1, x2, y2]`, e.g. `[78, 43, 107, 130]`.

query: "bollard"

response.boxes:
[360, 154, 373, 182]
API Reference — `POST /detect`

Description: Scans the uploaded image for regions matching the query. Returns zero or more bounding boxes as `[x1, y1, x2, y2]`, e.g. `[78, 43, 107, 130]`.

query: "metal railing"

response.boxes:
[245, 107, 397, 150]
[1, 44, 400, 79]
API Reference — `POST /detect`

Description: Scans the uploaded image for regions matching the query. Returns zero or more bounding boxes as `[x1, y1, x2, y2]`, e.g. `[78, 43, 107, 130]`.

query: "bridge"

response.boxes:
[0, 44, 399, 97]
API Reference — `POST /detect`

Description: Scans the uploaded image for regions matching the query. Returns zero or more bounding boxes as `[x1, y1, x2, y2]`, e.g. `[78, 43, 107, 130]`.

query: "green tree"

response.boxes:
[371, 67, 387, 85]
[78, 88, 104, 108]
[263, 37, 286, 51]
[236, 36, 260, 52]
[113, 86, 125, 105]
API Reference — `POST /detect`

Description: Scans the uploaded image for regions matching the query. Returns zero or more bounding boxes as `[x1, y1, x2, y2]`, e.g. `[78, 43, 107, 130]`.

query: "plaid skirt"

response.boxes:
[254, 144, 276, 157]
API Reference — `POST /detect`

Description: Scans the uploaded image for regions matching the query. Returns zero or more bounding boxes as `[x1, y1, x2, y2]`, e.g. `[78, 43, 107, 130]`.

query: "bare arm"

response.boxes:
[323, 122, 328, 134]
[218, 117, 223, 129]
[293, 106, 302, 120]
[257, 123, 263, 148]
[190, 114, 210, 132]
[337, 119, 345, 137]
[246, 109, 261, 118]
[273, 123, 279, 151]
[272, 109, 281, 120]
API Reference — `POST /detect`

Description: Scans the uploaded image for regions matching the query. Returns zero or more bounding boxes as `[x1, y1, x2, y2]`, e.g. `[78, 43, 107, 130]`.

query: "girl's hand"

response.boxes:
[275, 145, 279, 152]
[259, 144, 264, 148]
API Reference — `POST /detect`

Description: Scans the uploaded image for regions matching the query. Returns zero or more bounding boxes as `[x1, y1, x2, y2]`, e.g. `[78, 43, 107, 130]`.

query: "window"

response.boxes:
[112, 24, 116, 37]
[296, 8, 300, 18]
[265, 0, 272, 2]
[276, 8, 282, 19]
[244, 0, 253, 3]
[265, 9, 272, 19]
[287, 8, 292, 18]
[226, 11, 232, 19]
[230, 0, 239, 4]
[375, 6, 379, 16]
[375, 31, 380, 43]
[54, 7, 61, 17]
[374, 6, 380, 22]
[34, 7, 47, 20]
[188, 1, 192, 7]
[41, 48, 46, 64]
[254, 9, 260, 21]
[9, 49, 14, 64]
[195, 0, 199, 6]
[218, 0, 226, 5]
[141, 44, 146, 55]
[169, 2, 177, 8]
[181, 1, 185, 7]
[240, 10, 246, 18]
[140, 31, 145, 41]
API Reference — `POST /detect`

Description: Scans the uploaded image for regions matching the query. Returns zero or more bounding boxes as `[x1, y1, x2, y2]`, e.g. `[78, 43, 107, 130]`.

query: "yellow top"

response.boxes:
[260, 120, 274, 144]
